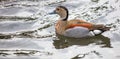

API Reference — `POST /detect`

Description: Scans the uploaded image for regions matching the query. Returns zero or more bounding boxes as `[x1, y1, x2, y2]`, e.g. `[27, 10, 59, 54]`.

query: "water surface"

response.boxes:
[0, 0, 120, 59]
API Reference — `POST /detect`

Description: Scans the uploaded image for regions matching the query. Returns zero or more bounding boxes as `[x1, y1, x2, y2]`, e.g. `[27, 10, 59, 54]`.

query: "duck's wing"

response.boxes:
[63, 19, 111, 38]
[66, 19, 111, 31]
[66, 19, 93, 30]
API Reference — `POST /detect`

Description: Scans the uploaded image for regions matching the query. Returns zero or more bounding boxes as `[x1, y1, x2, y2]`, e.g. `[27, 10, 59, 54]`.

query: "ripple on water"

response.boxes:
[0, 0, 120, 59]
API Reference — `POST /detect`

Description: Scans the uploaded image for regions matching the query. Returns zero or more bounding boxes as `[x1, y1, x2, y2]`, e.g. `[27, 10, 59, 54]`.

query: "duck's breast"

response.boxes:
[64, 27, 93, 38]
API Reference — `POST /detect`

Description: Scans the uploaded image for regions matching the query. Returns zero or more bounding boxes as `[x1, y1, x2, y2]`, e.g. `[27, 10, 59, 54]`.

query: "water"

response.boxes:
[0, 0, 120, 59]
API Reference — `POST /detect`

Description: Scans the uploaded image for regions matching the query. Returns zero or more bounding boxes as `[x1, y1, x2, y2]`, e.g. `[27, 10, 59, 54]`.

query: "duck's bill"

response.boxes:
[48, 10, 56, 15]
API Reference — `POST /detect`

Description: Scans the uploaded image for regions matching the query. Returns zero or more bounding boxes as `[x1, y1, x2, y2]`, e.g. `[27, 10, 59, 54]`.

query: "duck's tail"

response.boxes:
[90, 24, 111, 35]
[93, 24, 111, 32]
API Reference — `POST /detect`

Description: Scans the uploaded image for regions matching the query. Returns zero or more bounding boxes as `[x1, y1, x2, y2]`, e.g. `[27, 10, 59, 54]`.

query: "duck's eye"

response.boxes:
[56, 8, 60, 11]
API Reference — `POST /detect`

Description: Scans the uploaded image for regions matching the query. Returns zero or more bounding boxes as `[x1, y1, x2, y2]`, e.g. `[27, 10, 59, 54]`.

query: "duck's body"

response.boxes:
[50, 6, 110, 38]
[56, 20, 90, 38]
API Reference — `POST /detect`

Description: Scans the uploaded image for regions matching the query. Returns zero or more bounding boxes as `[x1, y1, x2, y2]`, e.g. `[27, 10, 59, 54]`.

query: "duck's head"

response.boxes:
[49, 6, 69, 21]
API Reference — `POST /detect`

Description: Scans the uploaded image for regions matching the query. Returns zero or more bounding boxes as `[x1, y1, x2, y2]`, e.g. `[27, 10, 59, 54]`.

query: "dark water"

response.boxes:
[0, 0, 120, 59]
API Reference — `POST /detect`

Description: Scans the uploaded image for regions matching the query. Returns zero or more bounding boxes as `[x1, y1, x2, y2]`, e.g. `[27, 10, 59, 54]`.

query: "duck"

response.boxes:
[49, 6, 111, 38]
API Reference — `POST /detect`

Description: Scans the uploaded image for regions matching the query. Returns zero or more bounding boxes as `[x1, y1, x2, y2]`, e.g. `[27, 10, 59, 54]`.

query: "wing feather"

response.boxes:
[66, 19, 93, 30]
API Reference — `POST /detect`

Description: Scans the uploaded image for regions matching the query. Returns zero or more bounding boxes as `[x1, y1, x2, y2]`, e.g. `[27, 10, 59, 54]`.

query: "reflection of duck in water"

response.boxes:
[53, 34, 111, 49]
[49, 6, 111, 38]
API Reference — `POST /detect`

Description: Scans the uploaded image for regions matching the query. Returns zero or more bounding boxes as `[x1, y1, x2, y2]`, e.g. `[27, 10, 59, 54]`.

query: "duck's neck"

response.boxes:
[59, 10, 68, 21]
[60, 14, 68, 21]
